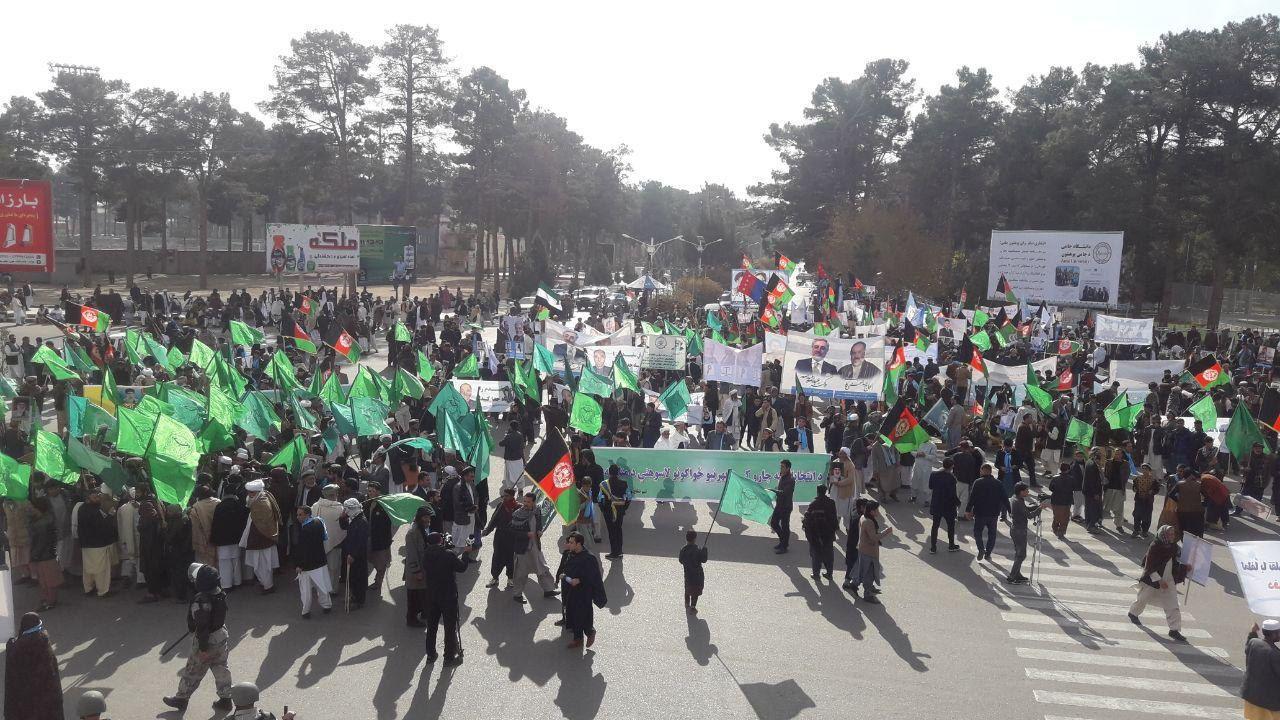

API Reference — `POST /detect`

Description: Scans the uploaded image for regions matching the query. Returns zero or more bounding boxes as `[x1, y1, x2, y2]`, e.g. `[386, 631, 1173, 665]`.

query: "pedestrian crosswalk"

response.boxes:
[979, 527, 1243, 720]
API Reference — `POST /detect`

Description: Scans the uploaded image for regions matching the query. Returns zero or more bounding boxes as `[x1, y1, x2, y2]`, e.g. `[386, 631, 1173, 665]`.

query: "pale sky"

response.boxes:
[3, 1, 1273, 194]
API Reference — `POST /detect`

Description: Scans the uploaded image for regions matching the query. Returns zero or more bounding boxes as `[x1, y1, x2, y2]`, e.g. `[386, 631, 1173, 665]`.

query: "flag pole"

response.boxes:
[702, 471, 731, 549]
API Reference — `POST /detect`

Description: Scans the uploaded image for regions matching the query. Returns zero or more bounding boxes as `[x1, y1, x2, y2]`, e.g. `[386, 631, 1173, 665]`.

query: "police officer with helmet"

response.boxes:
[163, 563, 235, 711]
[227, 681, 298, 719]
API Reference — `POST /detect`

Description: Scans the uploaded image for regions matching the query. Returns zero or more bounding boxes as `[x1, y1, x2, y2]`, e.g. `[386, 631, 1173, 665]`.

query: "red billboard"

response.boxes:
[0, 178, 55, 273]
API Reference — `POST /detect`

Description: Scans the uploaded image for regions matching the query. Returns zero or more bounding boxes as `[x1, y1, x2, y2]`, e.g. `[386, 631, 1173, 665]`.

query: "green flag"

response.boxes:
[188, 338, 217, 370]
[657, 380, 692, 419]
[375, 493, 428, 526]
[511, 360, 539, 403]
[66, 437, 129, 493]
[267, 434, 308, 476]
[718, 470, 775, 524]
[466, 409, 493, 484]
[1103, 395, 1142, 431]
[100, 365, 118, 416]
[318, 372, 346, 405]
[1026, 363, 1042, 388]
[62, 342, 95, 374]
[352, 396, 392, 438]
[229, 320, 265, 347]
[0, 375, 16, 399]
[973, 309, 989, 328]
[265, 351, 302, 394]
[116, 406, 157, 456]
[329, 401, 358, 436]
[612, 354, 640, 393]
[1224, 404, 1271, 463]
[970, 331, 991, 352]
[428, 382, 471, 423]
[167, 346, 186, 371]
[392, 368, 426, 404]
[144, 335, 174, 373]
[453, 353, 480, 379]
[124, 329, 146, 365]
[289, 394, 318, 432]
[578, 366, 614, 399]
[393, 322, 413, 342]
[1188, 394, 1218, 430]
[1025, 384, 1053, 414]
[237, 391, 282, 440]
[0, 452, 31, 501]
[706, 310, 723, 330]
[437, 406, 473, 455]
[569, 393, 603, 435]
[348, 365, 390, 403]
[168, 386, 210, 435]
[386, 436, 435, 454]
[417, 350, 436, 384]
[533, 344, 557, 374]
[34, 429, 78, 484]
[31, 346, 80, 381]
[67, 395, 117, 440]
[146, 414, 201, 507]
[1065, 417, 1094, 448]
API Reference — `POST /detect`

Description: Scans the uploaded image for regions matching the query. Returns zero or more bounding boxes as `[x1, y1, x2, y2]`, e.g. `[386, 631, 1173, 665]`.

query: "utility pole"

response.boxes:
[677, 235, 722, 277]
[620, 234, 682, 278]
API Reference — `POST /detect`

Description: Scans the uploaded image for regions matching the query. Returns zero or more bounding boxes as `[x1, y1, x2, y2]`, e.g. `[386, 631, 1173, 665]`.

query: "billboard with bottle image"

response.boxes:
[266, 223, 360, 274]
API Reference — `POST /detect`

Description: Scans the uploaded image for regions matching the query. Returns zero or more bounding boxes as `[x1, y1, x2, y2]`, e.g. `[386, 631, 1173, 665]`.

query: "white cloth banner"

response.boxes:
[703, 340, 764, 387]
[1180, 534, 1213, 586]
[1094, 314, 1153, 345]
[853, 323, 888, 337]
[1227, 541, 1280, 618]
[1111, 360, 1185, 384]
[979, 357, 1056, 386]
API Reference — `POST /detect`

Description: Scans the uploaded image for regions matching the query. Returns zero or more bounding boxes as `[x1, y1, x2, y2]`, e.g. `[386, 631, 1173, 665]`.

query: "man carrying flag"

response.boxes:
[66, 302, 111, 333]
[514, 431, 576, 604]
[879, 400, 931, 453]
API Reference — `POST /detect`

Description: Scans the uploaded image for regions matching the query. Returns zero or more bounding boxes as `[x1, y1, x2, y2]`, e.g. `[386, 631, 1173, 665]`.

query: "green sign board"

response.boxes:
[588, 448, 829, 502]
[358, 225, 417, 282]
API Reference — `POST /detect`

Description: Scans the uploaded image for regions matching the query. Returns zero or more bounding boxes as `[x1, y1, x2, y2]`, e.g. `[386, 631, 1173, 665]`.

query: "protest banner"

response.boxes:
[764, 331, 787, 364]
[781, 333, 884, 401]
[640, 334, 687, 371]
[449, 379, 515, 413]
[704, 340, 764, 387]
[1093, 314, 1154, 345]
[589, 447, 829, 502]
[1180, 534, 1213, 586]
[988, 230, 1123, 306]
[978, 357, 1056, 387]
[1227, 541, 1280, 617]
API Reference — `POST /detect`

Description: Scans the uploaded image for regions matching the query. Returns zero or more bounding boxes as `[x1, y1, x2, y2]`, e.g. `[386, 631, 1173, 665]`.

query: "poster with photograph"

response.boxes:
[639, 334, 687, 371]
[781, 333, 884, 400]
[988, 230, 1123, 307]
[449, 380, 516, 413]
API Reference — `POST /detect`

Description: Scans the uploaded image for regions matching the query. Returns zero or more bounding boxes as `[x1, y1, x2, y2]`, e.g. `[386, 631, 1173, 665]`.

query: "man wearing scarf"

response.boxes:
[294, 505, 333, 618]
[1127, 524, 1188, 642]
[242, 479, 281, 594]
[340, 498, 370, 610]
[4, 612, 62, 719]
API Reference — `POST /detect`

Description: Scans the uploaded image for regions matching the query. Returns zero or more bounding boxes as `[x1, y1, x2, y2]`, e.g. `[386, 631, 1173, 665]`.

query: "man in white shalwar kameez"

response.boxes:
[294, 505, 333, 617]
[310, 483, 347, 588]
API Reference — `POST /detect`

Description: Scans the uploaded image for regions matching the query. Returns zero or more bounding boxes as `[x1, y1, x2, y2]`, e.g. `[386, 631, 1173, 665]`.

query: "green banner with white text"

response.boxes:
[588, 448, 829, 502]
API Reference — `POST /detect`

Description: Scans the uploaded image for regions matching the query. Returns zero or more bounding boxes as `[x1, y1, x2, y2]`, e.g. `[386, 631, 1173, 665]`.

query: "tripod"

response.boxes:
[1028, 511, 1046, 586]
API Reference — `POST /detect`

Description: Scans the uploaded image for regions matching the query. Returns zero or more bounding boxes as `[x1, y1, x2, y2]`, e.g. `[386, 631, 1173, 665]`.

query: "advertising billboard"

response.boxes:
[266, 223, 360, 274]
[0, 178, 55, 273]
[358, 224, 417, 281]
[988, 230, 1123, 307]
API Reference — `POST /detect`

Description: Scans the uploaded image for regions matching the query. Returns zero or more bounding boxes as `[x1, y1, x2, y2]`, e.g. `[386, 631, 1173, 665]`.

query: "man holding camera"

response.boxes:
[1006, 482, 1047, 584]
[419, 531, 478, 665]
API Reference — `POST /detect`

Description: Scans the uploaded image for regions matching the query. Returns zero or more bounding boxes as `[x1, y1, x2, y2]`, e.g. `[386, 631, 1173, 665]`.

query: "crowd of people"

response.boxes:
[0, 273, 1278, 718]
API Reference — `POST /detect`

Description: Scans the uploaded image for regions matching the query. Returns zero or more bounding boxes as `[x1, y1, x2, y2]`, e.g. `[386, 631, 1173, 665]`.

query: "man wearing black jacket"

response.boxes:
[363, 482, 393, 595]
[928, 458, 960, 553]
[946, 441, 983, 511]
[965, 464, 1010, 561]
[420, 531, 477, 665]
[768, 460, 796, 554]
[802, 486, 838, 581]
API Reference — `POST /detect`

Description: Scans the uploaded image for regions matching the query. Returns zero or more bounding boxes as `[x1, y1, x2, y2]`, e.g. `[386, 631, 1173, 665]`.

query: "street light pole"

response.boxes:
[677, 236, 723, 277]
[620, 234, 683, 278]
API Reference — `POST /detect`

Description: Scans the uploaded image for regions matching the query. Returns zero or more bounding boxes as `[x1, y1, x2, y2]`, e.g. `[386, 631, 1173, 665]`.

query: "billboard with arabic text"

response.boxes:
[0, 178, 55, 273]
[266, 223, 360, 274]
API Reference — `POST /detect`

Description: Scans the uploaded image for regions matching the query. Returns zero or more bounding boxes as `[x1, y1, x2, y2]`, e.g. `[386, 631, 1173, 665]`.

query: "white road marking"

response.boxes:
[1016, 647, 1240, 676]
[1008, 630, 1229, 658]
[1001, 612, 1211, 638]
[1029, 574, 1138, 588]
[1033, 690, 1237, 719]
[999, 585, 1140, 603]
[1024, 668, 1236, 697]
[996, 594, 1197, 620]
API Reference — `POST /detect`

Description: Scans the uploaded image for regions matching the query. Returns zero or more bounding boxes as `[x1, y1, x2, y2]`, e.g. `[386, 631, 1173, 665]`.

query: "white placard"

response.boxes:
[449, 379, 515, 413]
[704, 340, 764, 387]
[1227, 541, 1280, 618]
[988, 230, 1123, 307]
[979, 357, 1057, 386]
[1180, 534, 1213, 586]
[640, 334, 687, 371]
[266, 223, 360, 273]
[764, 332, 788, 364]
[1093, 314, 1153, 345]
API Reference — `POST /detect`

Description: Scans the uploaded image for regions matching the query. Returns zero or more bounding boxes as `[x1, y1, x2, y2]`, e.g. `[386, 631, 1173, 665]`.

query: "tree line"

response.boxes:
[751, 14, 1280, 328]
[0, 25, 754, 293]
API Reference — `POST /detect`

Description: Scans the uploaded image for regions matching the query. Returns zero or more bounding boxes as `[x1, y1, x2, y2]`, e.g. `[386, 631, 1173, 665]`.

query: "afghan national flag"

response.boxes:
[524, 429, 580, 523]
[327, 328, 361, 363]
[759, 304, 781, 328]
[815, 263, 829, 281]
[996, 273, 1017, 302]
[852, 276, 864, 290]
[1188, 354, 1229, 390]
[1260, 387, 1280, 432]
[741, 254, 754, 270]
[290, 324, 317, 354]
[879, 400, 930, 452]
[765, 275, 794, 307]
[737, 272, 765, 304]
[67, 302, 110, 333]
[536, 283, 563, 312]
[299, 295, 319, 325]
[887, 344, 907, 373]
[1056, 367, 1075, 391]
[774, 252, 797, 274]
[969, 348, 987, 376]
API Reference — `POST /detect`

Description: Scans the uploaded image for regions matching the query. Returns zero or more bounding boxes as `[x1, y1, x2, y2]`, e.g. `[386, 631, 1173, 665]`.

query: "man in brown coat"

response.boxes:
[244, 479, 281, 594]
[188, 486, 220, 566]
